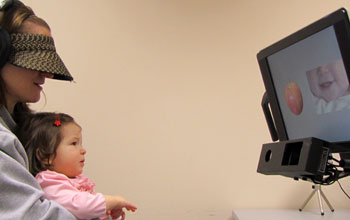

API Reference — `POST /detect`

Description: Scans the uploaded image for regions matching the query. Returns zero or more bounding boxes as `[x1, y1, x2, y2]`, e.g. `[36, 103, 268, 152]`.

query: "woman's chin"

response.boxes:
[27, 96, 41, 103]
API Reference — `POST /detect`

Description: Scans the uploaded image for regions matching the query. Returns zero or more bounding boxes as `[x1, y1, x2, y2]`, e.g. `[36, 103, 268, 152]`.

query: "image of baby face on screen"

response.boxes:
[306, 59, 350, 102]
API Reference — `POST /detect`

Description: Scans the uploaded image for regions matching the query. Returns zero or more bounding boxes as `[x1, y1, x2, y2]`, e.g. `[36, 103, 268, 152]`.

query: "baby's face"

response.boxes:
[307, 59, 349, 102]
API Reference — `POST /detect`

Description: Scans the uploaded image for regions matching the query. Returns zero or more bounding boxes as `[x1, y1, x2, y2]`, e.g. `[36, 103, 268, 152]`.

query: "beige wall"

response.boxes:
[25, 0, 350, 219]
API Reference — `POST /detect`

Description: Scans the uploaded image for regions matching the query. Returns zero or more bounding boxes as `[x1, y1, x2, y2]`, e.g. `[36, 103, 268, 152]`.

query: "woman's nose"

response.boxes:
[40, 72, 54, 79]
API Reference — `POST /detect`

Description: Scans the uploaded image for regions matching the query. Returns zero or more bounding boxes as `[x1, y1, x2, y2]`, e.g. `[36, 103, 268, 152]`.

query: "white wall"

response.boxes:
[25, 0, 350, 219]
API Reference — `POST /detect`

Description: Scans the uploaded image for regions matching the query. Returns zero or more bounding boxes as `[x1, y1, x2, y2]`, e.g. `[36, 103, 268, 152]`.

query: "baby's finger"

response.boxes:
[121, 211, 126, 220]
[125, 203, 137, 211]
[110, 209, 122, 219]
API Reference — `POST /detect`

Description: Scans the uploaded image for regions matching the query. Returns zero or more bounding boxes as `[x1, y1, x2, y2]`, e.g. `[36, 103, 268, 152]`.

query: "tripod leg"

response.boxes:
[299, 188, 316, 212]
[320, 189, 335, 212]
[316, 187, 325, 215]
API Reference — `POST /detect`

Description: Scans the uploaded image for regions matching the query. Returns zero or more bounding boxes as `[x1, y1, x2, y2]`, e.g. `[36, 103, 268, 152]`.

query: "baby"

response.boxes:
[17, 112, 137, 220]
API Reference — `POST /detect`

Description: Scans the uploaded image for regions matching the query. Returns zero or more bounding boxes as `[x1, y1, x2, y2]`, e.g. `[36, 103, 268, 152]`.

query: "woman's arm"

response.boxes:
[0, 126, 76, 220]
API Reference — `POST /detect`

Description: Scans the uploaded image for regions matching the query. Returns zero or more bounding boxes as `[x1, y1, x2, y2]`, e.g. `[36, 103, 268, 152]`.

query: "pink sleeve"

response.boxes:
[36, 171, 106, 219]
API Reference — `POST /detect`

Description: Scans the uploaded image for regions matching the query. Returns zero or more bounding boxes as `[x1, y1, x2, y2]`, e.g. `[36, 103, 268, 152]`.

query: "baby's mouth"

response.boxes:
[319, 81, 333, 89]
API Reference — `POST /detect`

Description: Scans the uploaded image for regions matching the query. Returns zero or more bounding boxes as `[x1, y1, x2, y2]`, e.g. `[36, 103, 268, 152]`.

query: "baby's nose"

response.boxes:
[317, 66, 330, 75]
[81, 148, 87, 154]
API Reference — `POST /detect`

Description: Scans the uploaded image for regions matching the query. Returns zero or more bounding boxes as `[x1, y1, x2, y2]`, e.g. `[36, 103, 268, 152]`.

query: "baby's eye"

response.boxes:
[72, 142, 77, 146]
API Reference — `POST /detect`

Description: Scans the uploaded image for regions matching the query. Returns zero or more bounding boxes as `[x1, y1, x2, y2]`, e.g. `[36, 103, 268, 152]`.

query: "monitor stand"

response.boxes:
[299, 184, 334, 215]
[260, 91, 350, 215]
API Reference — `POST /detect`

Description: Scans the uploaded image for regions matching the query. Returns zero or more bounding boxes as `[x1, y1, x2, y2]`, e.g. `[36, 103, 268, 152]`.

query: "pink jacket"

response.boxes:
[36, 170, 106, 219]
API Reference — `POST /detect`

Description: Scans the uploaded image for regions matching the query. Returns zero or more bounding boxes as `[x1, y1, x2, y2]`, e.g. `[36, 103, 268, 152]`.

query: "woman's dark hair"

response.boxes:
[16, 112, 75, 176]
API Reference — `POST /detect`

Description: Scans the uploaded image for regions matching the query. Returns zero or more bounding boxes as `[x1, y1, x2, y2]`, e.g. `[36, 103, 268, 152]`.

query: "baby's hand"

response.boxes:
[111, 196, 137, 211]
[123, 200, 137, 212]
[104, 195, 137, 220]
[108, 204, 137, 220]
[109, 209, 124, 220]
[107, 209, 123, 220]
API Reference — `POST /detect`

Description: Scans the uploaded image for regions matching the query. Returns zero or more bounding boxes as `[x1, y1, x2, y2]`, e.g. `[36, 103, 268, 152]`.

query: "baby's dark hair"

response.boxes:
[16, 112, 76, 176]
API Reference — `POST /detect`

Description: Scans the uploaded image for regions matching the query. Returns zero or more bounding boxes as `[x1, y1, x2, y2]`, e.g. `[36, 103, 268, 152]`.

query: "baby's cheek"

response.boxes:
[285, 82, 303, 115]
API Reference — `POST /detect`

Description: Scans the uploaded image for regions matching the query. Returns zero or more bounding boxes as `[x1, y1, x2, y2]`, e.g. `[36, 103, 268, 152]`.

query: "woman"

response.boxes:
[1, 1, 85, 219]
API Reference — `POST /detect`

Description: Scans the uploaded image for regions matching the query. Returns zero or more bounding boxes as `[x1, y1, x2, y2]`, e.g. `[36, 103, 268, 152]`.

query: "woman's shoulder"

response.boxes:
[0, 124, 16, 149]
[0, 122, 16, 138]
[0, 122, 28, 167]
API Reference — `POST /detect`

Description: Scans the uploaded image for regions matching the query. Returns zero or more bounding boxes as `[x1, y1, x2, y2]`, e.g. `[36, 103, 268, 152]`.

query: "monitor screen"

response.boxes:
[258, 8, 350, 143]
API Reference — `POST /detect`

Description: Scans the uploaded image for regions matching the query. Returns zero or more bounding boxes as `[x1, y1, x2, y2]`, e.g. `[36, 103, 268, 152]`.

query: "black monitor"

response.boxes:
[258, 8, 350, 146]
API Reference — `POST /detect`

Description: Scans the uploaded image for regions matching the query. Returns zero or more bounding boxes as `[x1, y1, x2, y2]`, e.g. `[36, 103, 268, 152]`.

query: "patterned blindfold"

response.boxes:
[9, 33, 73, 81]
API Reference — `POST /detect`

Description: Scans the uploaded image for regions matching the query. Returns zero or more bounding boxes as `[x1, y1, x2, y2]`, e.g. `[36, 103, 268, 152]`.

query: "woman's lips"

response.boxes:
[34, 83, 43, 91]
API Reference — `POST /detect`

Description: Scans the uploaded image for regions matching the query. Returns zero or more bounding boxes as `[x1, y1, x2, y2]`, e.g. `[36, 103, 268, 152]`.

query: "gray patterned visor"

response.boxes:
[9, 33, 73, 81]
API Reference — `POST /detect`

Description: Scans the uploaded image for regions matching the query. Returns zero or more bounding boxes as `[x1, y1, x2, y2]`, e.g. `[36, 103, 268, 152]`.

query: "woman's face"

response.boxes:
[0, 20, 52, 111]
[1, 64, 46, 105]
